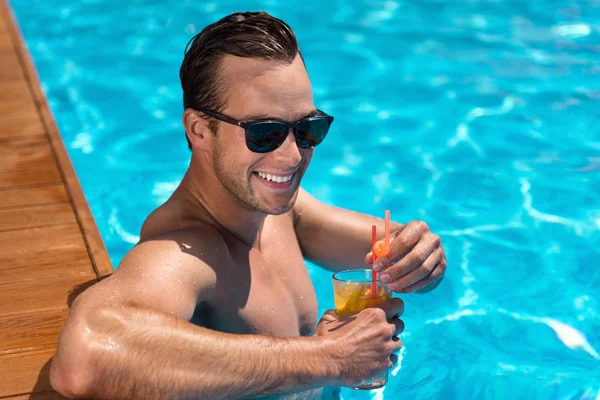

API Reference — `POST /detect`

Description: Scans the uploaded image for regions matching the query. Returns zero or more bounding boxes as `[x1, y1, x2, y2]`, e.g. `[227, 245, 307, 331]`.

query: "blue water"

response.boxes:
[10, 0, 600, 398]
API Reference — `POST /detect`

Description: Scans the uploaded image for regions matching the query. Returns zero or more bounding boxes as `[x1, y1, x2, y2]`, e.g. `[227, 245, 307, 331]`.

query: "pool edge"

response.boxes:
[2, 0, 114, 280]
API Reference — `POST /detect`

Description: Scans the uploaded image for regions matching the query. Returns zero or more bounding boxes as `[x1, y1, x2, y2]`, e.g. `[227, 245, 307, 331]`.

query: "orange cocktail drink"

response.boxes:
[333, 269, 391, 317]
[332, 269, 392, 389]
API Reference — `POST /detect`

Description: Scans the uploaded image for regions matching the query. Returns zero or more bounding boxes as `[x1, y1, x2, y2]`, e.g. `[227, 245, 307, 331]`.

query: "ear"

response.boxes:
[182, 109, 213, 151]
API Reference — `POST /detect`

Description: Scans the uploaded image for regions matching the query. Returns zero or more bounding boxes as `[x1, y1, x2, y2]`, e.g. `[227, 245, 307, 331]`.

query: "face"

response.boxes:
[210, 54, 316, 215]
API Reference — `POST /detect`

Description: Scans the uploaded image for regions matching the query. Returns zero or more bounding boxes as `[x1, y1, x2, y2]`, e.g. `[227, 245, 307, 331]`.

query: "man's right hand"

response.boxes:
[314, 298, 405, 387]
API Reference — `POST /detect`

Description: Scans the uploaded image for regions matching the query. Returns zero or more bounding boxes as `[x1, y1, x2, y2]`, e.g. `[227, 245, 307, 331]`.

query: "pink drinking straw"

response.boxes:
[383, 209, 391, 256]
[371, 225, 377, 296]
[372, 210, 391, 297]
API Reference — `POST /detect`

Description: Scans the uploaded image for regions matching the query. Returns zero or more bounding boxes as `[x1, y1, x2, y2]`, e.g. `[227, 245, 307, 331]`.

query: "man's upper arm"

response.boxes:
[292, 188, 328, 228]
[292, 188, 394, 271]
[75, 228, 224, 321]
[292, 188, 336, 258]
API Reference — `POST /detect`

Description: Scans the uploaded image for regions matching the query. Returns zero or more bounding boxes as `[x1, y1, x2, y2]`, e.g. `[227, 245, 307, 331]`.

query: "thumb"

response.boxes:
[319, 309, 339, 322]
[365, 252, 374, 265]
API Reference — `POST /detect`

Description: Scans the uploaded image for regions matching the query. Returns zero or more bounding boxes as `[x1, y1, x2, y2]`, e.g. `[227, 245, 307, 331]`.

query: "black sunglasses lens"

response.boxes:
[246, 122, 288, 153]
[296, 118, 331, 148]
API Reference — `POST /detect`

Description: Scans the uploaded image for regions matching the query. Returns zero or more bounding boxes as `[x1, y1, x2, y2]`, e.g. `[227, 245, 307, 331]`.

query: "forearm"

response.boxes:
[296, 204, 403, 272]
[51, 303, 337, 399]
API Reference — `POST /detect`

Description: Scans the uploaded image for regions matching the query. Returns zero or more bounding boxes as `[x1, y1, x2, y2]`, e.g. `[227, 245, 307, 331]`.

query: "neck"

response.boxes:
[177, 153, 266, 248]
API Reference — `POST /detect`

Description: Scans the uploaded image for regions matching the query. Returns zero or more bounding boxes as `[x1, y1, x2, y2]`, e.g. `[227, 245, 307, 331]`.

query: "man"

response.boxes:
[50, 11, 447, 400]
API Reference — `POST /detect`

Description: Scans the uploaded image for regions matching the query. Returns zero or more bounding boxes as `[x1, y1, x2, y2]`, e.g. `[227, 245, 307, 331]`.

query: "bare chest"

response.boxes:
[199, 222, 319, 337]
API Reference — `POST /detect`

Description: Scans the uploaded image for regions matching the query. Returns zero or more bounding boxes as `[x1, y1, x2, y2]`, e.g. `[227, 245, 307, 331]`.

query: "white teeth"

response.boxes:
[257, 172, 293, 183]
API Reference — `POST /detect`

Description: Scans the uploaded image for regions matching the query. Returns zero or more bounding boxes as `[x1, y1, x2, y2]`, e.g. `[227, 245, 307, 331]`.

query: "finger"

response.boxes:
[373, 221, 429, 272]
[390, 338, 403, 359]
[371, 297, 404, 319]
[379, 232, 440, 284]
[319, 309, 340, 322]
[390, 247, 444, 291]
[391, 336, 402, 354]
[369, 253, 403, 268]
[402, 259, 446, 293]
[389, 316, 405, 335]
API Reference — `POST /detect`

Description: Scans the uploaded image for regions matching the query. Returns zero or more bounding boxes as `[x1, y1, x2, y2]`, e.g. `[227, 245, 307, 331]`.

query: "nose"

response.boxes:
[274, 129, 302, 166]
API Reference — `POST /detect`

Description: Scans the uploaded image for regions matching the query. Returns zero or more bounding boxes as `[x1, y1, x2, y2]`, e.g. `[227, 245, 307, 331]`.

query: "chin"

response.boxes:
[266, 203, 294, 216]
[260, 189, 300, 216]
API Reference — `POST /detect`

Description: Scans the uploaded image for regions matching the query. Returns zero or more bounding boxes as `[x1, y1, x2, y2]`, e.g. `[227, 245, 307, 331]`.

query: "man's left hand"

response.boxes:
[365, 221, 447, 293]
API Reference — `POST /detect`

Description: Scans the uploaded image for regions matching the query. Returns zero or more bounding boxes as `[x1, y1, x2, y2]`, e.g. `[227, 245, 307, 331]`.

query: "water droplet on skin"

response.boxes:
[178, 280, 183, 284]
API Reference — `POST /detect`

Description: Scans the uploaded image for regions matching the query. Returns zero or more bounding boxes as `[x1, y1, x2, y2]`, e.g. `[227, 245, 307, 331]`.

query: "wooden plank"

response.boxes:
[0, 203, 76, 232]
[0, 5, 6, 33]
[0, 224, 96, 284]
[0, 166, 62, 189]
[0, 2, 111, 397]
[0, 137, 54, 172]
[0, 80, 30, 103]
[0, 29, 13, 52]
[0, 90, 35, 115]
[37, 127, 116, 279]
[0, 276, 97, 318]
[0, 85, 37, 115]
[0, 308, 69, 355]
[4, 9, 114, 279]
[0, 0, 7, 32]
[0, 107, 45, 138]
[0, 50, 24, 81]
[0, 96, 35, 114]
[0, 348, 55, 397]
[0, 184, 68, 209]
[0, 78, 45, 139]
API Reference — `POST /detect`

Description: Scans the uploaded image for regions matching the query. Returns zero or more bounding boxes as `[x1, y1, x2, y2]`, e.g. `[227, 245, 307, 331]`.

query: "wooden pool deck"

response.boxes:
[0, 1, 114, 397]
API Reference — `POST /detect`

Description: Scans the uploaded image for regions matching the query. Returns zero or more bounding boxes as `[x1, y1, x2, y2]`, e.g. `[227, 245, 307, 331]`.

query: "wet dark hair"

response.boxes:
[180, 12, 303, 150]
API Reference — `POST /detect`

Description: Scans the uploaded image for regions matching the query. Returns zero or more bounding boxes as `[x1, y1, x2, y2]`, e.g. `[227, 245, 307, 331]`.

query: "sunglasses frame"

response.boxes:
[194, 107, 334, 153]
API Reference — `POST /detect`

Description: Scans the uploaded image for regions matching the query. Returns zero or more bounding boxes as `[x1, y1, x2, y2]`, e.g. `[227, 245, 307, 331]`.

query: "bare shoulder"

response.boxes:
[139, 200, 178, 241]
[78, 223, 232, 321]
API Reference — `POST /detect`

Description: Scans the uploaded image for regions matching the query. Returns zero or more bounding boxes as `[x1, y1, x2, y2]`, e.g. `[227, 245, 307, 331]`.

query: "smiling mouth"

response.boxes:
[254, 171, 295, 184]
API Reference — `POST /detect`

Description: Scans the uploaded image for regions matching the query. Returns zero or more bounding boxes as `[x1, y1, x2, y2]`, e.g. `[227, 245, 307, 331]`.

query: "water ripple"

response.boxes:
[10, 0, 600, 398]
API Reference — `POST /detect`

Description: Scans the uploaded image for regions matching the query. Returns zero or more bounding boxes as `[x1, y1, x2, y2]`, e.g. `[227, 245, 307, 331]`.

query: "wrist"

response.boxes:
[310, 336, 341, 386]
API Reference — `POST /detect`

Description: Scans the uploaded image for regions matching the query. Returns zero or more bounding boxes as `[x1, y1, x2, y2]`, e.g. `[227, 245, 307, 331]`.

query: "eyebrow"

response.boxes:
[241, 109, 318, 122]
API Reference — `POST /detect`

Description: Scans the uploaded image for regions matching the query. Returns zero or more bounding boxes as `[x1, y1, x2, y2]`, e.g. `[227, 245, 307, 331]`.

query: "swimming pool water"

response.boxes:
[10, 0, 600, 398]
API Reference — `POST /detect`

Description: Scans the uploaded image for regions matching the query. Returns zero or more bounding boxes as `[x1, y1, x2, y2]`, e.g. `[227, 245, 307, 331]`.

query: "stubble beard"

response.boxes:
[213, 149, 303, 216]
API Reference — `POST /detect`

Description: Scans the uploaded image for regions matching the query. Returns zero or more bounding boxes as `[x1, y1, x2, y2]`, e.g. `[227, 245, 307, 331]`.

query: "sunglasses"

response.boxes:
[195, 108, 334, 153]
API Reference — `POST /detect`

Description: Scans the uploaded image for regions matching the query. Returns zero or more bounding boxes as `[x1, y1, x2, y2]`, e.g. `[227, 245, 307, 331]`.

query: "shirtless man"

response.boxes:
[50, 11, 447, 400]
